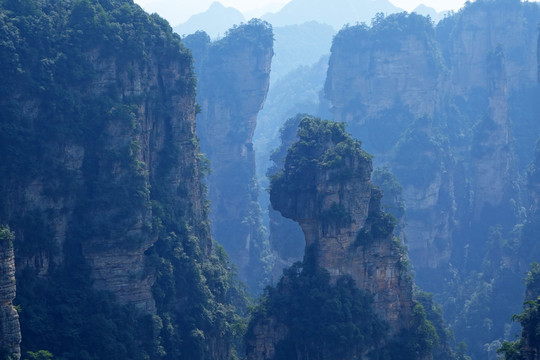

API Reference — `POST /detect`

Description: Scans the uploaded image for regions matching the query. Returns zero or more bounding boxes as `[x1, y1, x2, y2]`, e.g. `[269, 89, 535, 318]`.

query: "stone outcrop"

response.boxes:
[441, 0, 539, 95]
[0, 0, 242, 357]
[248, 118, 418, 360]
[184, 20, 274, 291]
[322, 2, 540, 358]
[270, 118, 414, 331]
[324, 3, 538, 271]
[266, 115, 306, 279]
[0, 228, 20, 359]
[325, 13, 454, 271]
[2, 35, 200, 313]
[247, 316, 288, 360]
[470, 46, 518, 224]
[0, 0, 215, 327]
[326, 14, 443, 125]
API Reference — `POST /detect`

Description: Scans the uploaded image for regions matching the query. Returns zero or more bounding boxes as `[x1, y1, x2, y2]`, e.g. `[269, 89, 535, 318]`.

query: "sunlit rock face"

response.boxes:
[0, 6, 203, 313]
[248, 118, 418, 360]
[270, 118, 414, 332]
[323, 4, 540, 358]
[325, 3, 540, 273]
[184, 21, 274, 291]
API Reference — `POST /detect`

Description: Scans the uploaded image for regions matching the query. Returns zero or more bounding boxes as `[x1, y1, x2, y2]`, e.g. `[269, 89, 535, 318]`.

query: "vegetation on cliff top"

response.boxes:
[183, 19, 274, 294]
[270, 116, 371, 196]
[259, 117, 449, 360]
[1, 0, 247, 359]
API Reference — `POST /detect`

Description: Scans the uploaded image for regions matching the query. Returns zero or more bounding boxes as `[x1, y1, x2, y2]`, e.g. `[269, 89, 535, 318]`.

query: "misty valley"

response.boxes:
[0, 0, 539, 359]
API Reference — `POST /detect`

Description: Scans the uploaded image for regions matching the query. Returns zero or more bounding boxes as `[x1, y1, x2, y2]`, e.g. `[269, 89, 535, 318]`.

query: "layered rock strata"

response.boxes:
[0, 228, 20, 359]
[322, 3, 540, 357]
[270, 118, 414, 331]
[184, 21, 274, 291]
[325, 4, 537, 271]
[325, 13, 454, 271]
[0, 0, 205, 314]
[249, 118, 417, 359]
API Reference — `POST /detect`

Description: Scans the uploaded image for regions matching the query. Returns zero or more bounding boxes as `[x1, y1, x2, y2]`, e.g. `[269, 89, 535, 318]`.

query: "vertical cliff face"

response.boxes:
[325, 13, 454, 271]
[325, 3, 537, 275]
[1, 1, 242, 358]
[0, 227, 20, 359]
[470, 47, 518, 227]
[325, 14, 443, 128]
[266, 115, 306, 279]
[323, 3, 540, 357]
[81, 43, 203, 314]
[1, 11, 199, 314]
[441, 0, 539, 95]
[184, 21, 274, 291]
[270, 118, 413, 331]
[247, 118, 436, 360]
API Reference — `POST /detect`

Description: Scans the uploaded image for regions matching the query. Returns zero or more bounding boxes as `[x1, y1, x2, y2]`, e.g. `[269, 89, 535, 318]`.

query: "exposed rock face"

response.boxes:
[0, 228, 20, 359]
[184, 21, 274, 291]
[470, 47, 518, 224]
[323, 3, 540, 358]
[247, 316, 288, 360]
[0, 0, 204, 314]
[266, 115, 306, 279]
[326, 16, 442, 124]
[270, 118, 414, 332]
[325, 13, 453, 270]
[1, 1, 242, 357]
[442, 0, 539, 95]
[80, 51, 201, 313]
[324, 4, 536, 270]
[4, 45, 199, 314]
[248, 118, 421, 360]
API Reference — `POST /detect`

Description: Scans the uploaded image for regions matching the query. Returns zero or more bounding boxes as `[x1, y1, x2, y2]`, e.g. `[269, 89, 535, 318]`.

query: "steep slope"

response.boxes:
[173, 2, 245, 38]
[325, 13, 453, 269]
[323, 2, 540, 358]
[0, 227, 20, 359]
[265, 115, 307, 278]
[247, 118, 438, 360]
[269, 118, 413, 330]
[438, 0, 539, 95]
[183, 20, 274, 292]
[0, 0, 243, 358]
[262, 0, 402, 29]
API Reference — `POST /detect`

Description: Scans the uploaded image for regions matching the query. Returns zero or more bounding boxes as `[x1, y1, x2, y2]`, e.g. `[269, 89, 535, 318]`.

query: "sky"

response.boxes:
[134, 0, 468, 27]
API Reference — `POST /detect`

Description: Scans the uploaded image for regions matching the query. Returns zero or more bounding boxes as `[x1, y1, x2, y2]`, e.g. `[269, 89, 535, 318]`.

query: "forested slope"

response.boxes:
[0, 0, 246, 358]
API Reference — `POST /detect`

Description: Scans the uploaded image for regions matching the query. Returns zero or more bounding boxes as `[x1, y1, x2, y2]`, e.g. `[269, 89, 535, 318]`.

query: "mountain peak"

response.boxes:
[174, 2, 245, 38]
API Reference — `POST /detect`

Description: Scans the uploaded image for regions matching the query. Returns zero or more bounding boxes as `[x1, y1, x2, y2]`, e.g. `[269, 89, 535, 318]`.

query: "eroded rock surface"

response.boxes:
[0, 228, 20, 359]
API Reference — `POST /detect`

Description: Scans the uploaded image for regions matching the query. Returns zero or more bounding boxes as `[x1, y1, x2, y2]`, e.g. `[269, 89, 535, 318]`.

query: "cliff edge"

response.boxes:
[0, 227, 20, 359]
[247, 118, 434, 360]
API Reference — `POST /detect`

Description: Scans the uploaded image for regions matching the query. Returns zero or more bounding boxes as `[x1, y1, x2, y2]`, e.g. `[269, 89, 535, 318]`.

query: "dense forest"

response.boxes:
[0, 0, 246, 358]
[0, 0, 539, 359]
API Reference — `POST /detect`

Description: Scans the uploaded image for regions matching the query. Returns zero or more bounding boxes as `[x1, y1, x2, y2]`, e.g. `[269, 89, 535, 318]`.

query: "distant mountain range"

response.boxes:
[174, 0, 446, 38]
[174, 2, 244, 38]
[261, 0, 402, 28]
[411, 4, 448, 23]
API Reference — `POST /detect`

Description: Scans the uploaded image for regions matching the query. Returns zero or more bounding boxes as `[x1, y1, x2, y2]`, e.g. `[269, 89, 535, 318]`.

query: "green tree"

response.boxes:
[25, 350, 53, 360]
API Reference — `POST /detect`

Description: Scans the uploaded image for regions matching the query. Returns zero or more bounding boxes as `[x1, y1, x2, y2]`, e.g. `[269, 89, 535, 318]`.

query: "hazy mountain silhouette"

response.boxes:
[272, 21, 335, 83]
[261, 0, 402, 28]
[174, 2, 245, 38]
[412, 4, 447, 23]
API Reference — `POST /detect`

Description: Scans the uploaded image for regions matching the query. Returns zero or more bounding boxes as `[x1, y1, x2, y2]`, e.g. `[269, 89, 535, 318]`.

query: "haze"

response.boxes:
[135, 0, 468, 26]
